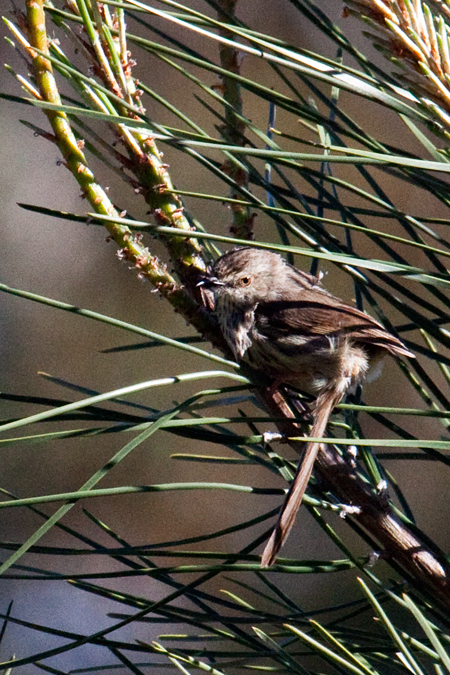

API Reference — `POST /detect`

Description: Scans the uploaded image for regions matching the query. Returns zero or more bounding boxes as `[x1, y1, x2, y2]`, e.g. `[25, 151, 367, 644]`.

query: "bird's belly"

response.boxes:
[245, 333, 370, 396]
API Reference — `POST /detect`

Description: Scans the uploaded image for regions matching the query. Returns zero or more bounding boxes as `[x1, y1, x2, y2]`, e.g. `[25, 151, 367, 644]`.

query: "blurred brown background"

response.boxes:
[1, 0, 449, 670]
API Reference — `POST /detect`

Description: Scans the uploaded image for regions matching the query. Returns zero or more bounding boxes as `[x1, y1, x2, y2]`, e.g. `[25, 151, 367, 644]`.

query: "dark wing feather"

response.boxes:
[255, 292, 413, 358]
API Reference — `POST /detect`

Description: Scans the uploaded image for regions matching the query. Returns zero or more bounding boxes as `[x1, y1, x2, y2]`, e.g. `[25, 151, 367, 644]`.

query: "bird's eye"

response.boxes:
[240, 276, 251, 286]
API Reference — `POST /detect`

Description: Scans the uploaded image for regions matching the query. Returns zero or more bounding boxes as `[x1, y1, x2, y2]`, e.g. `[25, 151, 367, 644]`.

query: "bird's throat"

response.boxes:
[216, 298, 254, 361]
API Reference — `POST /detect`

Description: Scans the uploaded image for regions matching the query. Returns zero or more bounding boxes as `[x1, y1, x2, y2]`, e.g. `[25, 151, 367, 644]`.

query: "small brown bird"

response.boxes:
[202, 247, 414, 566]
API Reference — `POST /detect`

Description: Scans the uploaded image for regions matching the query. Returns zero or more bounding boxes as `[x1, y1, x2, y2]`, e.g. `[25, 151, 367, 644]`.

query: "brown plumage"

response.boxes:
[202, 247, 414, 566]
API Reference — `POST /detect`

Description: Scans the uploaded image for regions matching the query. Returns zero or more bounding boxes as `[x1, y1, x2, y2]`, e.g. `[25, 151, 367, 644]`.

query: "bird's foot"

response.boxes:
[262, 431, 285, 446]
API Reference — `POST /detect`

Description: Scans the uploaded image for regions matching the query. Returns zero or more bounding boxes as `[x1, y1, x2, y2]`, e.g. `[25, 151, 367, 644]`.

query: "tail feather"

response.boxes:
[261, 390, 341, 567]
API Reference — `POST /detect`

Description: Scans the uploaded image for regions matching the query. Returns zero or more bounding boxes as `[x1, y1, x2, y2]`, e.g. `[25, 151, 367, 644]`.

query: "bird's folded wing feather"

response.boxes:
[255, 294, 413, 358]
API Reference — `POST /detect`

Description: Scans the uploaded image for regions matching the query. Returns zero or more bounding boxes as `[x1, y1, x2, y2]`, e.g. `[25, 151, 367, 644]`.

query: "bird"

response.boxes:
[200, 247, 414, 567]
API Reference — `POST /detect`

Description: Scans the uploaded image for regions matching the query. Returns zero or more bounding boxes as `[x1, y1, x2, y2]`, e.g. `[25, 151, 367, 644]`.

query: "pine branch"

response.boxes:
[344, 0, 450, 129]
[20, 0, 219, 344]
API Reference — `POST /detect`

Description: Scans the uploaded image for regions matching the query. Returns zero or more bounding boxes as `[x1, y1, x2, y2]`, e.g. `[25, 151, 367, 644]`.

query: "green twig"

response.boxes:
[216, 0, 254, 239]
[20, 0, 217, 343]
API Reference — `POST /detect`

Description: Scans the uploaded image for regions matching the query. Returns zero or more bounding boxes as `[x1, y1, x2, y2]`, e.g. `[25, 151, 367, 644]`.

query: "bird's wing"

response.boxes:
[255, 293, 413, 358]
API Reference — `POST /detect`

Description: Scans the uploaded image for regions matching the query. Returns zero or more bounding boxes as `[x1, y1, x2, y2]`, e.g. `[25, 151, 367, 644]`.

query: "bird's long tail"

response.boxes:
[261, 389, 341, 567]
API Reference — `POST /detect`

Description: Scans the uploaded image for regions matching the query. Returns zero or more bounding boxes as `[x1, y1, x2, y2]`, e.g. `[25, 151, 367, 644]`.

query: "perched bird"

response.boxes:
[201, 247, 414, 566]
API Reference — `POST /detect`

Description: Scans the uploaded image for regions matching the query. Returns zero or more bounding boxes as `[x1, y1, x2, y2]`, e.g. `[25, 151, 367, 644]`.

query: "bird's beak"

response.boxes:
[196, 274, 223, 312]
[196, 275, 224, 288]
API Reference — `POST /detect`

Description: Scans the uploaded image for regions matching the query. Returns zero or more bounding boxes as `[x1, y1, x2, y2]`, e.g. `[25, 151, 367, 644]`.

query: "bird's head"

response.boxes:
[198, 248, 287, 307]
[198, 247, 318, 308]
